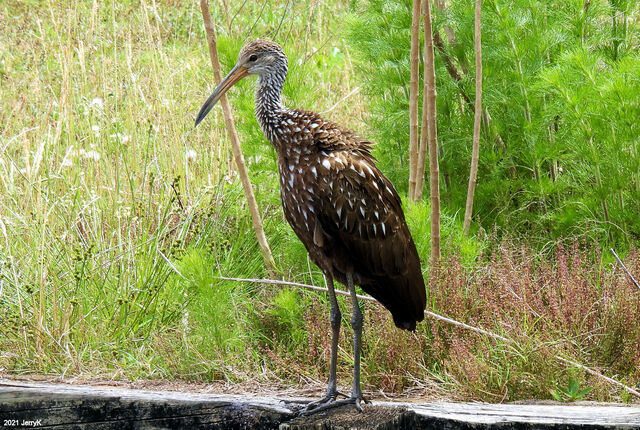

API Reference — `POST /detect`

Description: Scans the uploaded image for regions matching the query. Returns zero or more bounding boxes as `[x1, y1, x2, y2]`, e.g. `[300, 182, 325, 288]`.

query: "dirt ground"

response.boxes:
[0, 373, 449, 403]
[2, 373, 636, 408]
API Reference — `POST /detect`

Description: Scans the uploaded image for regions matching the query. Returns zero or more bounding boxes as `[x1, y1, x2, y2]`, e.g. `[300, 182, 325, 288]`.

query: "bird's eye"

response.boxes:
[249, 54, 258, 62]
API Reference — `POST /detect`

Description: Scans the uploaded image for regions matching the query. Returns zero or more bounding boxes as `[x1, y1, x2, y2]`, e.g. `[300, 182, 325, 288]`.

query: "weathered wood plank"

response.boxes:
[1, 380, 639, 429]
[0, 382, 293, 429]
[403, 402, 640, 426]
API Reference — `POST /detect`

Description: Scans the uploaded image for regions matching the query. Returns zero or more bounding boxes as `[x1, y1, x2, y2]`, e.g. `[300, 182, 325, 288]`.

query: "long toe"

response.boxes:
[300, 396, 364, 416]
[301, 389, 343, 413]
[303, 394, 335, 411]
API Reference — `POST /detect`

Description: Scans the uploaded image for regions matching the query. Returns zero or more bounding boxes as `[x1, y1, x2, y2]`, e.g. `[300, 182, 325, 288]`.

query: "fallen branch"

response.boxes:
[216, 277, 511, 343]
[215, 275, 640, 399]
[610, 248, 640, 291]
[557, 357, 640, 399]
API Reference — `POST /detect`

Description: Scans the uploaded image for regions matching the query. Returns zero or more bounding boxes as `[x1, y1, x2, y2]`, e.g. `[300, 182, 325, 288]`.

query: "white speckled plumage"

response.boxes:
[196, 39, 425, 333]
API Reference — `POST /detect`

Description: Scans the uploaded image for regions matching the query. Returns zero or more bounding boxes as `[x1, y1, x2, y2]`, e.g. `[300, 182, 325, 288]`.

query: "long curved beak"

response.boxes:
[195, 64, 248, 126]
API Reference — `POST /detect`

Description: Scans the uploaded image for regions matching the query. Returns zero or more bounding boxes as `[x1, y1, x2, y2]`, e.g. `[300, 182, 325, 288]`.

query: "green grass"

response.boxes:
[0, 0, 354, 380]
[2, 0, 640, 404]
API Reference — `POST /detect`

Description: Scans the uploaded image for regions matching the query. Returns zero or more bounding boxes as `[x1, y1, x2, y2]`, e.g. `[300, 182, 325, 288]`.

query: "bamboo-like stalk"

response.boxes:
[199, 0, 276, 276]
[463, 0, 483, 236]
[423, 0, 440, 265]
[415, 0, 429, 201]
[408, 0, 422, 201]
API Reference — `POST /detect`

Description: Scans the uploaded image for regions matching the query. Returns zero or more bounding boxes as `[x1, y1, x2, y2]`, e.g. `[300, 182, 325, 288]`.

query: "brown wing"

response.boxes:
[313, 145, 426, 330]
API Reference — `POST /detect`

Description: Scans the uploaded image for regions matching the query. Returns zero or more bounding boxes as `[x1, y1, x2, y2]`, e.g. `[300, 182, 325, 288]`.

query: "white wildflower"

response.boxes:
[89, 97, 104, 109]
[91, 125, 100, 136]
[110, 133, 130, 144]
[61, 147, 76, 168]
[79, 149, 101, 161]
[185, 149, 197, 162]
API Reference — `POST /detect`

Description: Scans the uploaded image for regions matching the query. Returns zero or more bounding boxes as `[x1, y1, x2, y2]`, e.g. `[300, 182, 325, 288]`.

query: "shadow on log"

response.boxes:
[281, 405, 419, 430]
[1, 380, 640, 429]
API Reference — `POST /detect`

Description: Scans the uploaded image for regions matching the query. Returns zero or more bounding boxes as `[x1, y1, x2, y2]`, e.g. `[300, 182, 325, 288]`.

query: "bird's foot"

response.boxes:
[300, 393, 368, 416]
[300, 389, 347, 413]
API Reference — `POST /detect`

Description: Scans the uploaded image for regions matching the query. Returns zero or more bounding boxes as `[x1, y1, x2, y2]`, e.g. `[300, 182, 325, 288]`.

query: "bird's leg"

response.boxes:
[303, 273, 346, 412]
[300, 273, 366, 415]
[326, 273, 342, 399]
[347, 272, 364, 411]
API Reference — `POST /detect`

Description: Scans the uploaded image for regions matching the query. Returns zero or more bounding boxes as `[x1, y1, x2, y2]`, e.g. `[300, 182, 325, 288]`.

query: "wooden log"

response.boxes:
[0, 381, 293, 429]
[1, 380, 639, 429]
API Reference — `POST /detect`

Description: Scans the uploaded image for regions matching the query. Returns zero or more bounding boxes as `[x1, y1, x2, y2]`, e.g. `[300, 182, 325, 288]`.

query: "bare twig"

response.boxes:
[229, 0, 250, 31]
[432, 28, 509, 162]
[246, 0, 269, 39]
[423, 0, 441, 264]
[272, 0, 292, 40]
[557, 357, 640, 398]
[462, 0, 482, 236]
[319, 86, 361, 114]
[433, 30, 472, 107]
[424, 310, 510, 342]
[199, 0, 276, 276]
[610, 248, 640, 291]
[215, 276, 510, 342]
[408, 0, 422, 201]
[219, 0, 232, 35]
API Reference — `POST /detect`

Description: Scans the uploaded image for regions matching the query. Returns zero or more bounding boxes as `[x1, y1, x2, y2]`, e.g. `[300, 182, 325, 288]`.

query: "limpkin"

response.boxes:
[195, 40, 426, 413]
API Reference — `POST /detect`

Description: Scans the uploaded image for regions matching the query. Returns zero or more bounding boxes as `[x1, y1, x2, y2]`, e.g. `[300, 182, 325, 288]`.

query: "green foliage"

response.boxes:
[346, 0, 414, 188]
[260, 288, 308, 350]
[551, 378, 594, 402]
[180, 251, 250, 356]
[3, 0, 640, 403]
[347, 0, 640, 248]
[0, 0, 346, 380]
[405, 199, 486, 268]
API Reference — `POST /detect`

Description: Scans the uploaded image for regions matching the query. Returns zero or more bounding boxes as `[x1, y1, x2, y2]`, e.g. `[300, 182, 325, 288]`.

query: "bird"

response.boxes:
[195, 40, 426, 413]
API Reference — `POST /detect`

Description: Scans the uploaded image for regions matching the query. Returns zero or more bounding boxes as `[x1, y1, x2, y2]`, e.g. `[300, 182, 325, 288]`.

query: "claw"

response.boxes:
[353, 397, 363, 412]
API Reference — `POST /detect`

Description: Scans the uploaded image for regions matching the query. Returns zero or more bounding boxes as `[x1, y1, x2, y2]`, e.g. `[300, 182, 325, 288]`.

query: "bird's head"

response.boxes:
[195, 39, 287, 126]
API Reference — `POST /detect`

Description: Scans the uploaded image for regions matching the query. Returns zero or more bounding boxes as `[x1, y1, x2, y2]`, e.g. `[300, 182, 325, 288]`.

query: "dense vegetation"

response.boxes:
[1, 0, 639, 403]
[349, 0, 640, 246]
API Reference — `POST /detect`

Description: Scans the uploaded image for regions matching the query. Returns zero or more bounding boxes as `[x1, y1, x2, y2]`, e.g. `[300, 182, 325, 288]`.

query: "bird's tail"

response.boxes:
[362, 262, 426, 331]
